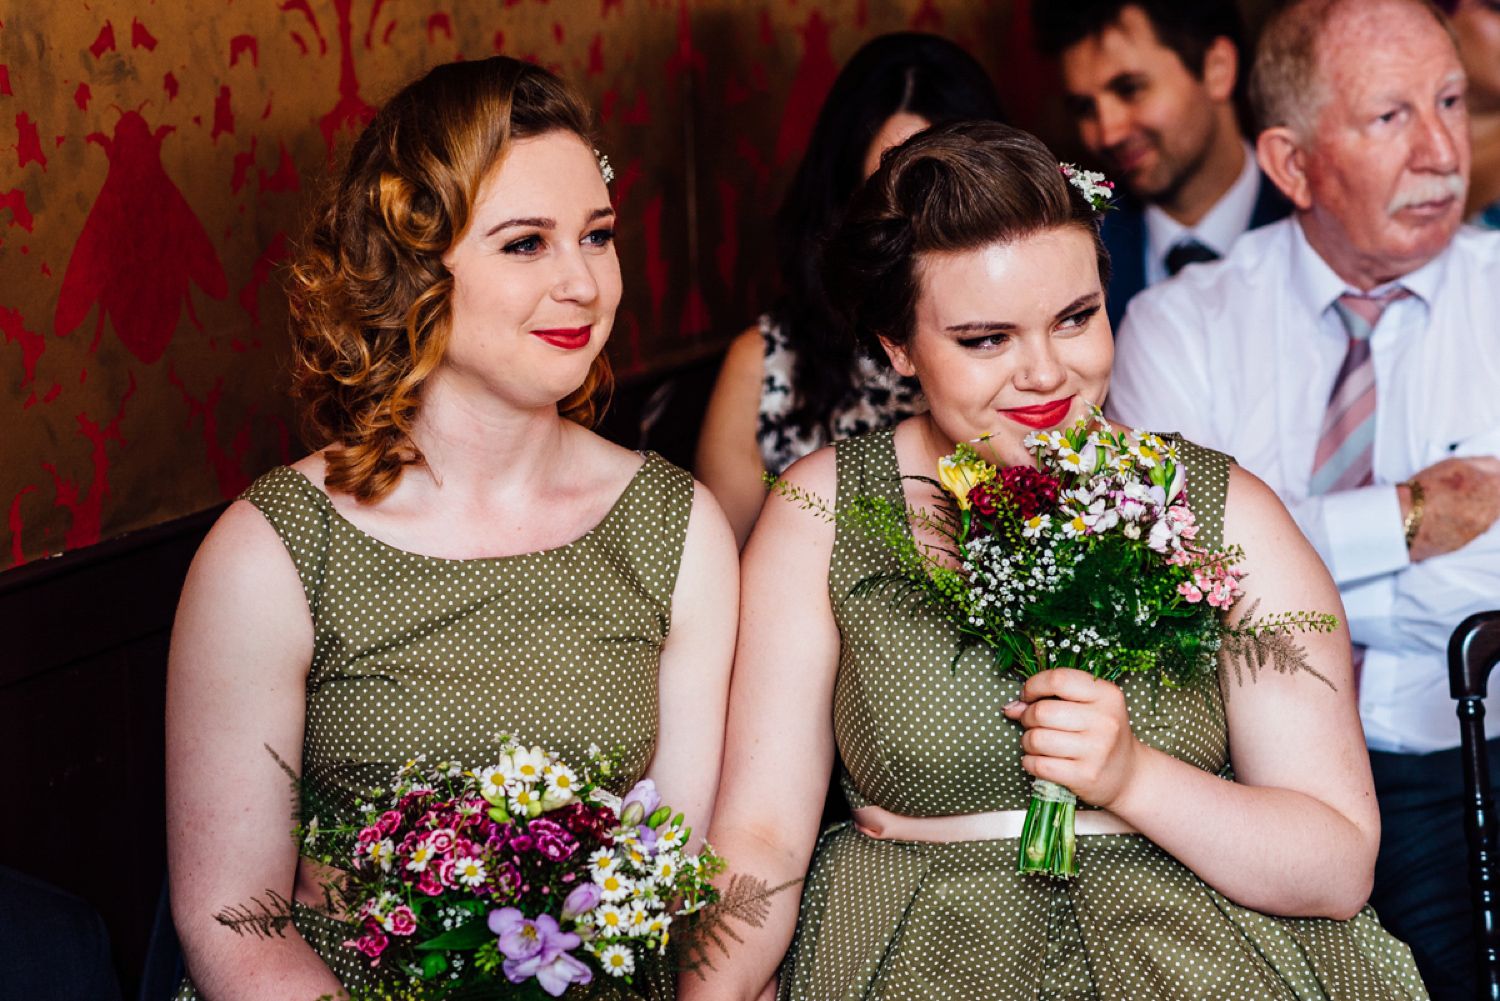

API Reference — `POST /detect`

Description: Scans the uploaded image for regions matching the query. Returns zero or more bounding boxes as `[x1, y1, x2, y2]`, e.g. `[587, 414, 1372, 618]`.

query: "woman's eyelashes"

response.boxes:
[958, 331, 1009, 350]
[502, 233, 543, 255]
[1058, 305, 1101, 331]
[955, 307, 1099, 350]
[500, 227, 615, 256]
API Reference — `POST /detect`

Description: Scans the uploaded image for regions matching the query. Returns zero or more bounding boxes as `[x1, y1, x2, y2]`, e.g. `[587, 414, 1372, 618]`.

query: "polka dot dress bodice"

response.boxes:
[173, 452, 692, 1001]
[778, 429, 1429, 1001]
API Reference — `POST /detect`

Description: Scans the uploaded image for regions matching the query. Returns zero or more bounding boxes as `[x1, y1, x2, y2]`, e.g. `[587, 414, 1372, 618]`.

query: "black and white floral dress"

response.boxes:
[756, 314, 926, 475]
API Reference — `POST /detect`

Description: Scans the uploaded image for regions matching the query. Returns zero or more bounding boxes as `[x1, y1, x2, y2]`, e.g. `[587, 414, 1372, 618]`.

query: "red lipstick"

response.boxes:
[532, 326, 591, 350]
[1000, 396, 1074, 429]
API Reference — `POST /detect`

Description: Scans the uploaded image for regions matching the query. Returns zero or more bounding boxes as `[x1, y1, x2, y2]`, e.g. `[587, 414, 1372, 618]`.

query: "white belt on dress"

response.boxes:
[852, 803, 1138, 842]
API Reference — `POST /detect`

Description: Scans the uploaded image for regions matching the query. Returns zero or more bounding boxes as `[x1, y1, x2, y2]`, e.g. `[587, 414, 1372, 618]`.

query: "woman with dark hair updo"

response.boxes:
[696, 33, 1006, 548]
[683, 122, 1429, 1000]
[165, 57, 736, 1001]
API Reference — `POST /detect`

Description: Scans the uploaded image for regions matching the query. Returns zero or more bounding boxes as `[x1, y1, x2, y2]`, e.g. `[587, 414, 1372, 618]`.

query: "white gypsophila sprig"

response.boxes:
[1060, 162, 1115, 210]
[594, 148, 615, 183]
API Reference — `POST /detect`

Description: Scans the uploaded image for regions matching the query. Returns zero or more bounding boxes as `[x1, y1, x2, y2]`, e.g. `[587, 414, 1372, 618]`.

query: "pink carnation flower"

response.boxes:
[384, 905, 417, 937]
[346, 929, 389, 962]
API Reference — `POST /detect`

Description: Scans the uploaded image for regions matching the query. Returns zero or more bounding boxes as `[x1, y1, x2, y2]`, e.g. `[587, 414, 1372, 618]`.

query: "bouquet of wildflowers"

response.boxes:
[257, 738, 723, 999]
[785, 408, 1336, 878]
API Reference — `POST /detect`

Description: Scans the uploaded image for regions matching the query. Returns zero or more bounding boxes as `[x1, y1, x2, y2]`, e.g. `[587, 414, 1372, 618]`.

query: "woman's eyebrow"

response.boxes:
[486, 216, 553, 237]
[946, 320, 1016, 333]
[1054, 292, 1102, 319]
[485, 207, 614, 237]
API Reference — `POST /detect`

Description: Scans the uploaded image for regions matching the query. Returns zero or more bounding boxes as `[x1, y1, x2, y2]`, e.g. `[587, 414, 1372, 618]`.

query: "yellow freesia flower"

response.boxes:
[937, 452, 994, 509]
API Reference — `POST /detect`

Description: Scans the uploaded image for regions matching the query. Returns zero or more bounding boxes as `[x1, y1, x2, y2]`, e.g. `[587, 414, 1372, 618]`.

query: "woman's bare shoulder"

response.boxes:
[1223, 463, 1299, 546]
[289, 448, 331, 493]
[718, 324, 768, 387]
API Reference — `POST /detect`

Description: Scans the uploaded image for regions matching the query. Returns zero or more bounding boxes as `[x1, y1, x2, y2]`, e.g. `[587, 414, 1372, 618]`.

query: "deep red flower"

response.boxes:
[996, 466, 1061, 520]
[968, 482, 1001, 518]
[558, 800, 616, 841]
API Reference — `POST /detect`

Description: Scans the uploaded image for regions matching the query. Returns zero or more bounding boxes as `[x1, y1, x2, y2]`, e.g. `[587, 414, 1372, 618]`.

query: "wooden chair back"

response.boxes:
[1450, 610, 1500, 1000]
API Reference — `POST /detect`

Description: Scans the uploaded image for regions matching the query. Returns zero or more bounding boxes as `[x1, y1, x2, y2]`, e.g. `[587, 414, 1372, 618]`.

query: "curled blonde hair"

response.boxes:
[288, 57, 609, 503]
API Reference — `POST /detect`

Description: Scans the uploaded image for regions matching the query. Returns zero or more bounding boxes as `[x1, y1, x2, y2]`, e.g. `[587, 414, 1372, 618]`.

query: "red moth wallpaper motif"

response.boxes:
[1, 0, 1079, 569]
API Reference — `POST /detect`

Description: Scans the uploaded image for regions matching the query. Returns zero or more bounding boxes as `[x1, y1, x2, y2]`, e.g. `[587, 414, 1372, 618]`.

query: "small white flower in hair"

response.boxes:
[595, 148, 615, 184]
[1059, 162, 1114, 212]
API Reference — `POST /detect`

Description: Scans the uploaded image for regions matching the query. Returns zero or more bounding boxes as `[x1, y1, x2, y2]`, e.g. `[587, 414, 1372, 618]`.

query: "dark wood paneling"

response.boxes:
[0, 506, 221, 999]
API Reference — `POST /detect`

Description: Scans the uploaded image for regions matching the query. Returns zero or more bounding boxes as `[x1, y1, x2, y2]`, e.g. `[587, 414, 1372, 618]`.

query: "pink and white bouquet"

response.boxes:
[808, 406, 1337, 878]
[299, 738, 723, 999]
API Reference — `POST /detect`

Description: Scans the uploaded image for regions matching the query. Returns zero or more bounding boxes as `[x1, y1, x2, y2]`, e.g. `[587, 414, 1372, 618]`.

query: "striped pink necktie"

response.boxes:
[1308, 287, 1410, 496]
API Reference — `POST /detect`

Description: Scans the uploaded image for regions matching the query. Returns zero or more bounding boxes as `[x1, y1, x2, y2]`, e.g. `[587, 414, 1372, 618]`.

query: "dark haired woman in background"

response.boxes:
[166, 57, 736, 1000]
[696, 33, 1006, 547]
[684, 122, 1427, 1001]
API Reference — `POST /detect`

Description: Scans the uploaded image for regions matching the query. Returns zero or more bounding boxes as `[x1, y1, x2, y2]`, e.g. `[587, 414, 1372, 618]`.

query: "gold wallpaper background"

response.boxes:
[0, 0, 1267, 568]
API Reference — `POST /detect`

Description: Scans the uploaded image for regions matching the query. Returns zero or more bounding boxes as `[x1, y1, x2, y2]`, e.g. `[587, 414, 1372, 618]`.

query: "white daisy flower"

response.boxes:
[643, 912, 672, 939]
[597, 943, 634, 977]
[451, 856, 487, 887]
[1021, 513, 1051, 539]
[501, 745, 546, 785]
[405, 842, 438, 872]
[544, 763, 577, 793]
[594, 903, 629, 935]
[621, 840, 650, 871]
[655, 825, 686, 851]
[625, 902, 652, 935]
[366, 838, 396, 872]
[588, 848, 618, 876]
[509, 786, 542, 816]
[652, 853, 681, 884]
[541, 764, 577, 810]
[478, 766, 508, 801]
[595, 870, 635, 902]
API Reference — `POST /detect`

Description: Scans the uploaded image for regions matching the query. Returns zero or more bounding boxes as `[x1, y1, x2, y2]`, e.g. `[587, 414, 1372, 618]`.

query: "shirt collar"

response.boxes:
[1287, 217, 1450, 313]
[1144, 140, 1260, 263]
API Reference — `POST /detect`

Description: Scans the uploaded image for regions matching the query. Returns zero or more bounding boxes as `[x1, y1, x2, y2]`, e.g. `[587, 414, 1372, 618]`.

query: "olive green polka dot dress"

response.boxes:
[173, 453, 693, 1001]
[777, 429, 1428, 1001]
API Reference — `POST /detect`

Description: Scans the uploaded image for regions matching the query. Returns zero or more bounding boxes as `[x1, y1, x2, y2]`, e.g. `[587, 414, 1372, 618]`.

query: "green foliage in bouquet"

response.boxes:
[771, 411, 1339, 878]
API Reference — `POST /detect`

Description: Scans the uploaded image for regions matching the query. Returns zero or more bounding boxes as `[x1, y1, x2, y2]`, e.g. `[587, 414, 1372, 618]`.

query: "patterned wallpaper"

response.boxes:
[0, 0, 1081, 569]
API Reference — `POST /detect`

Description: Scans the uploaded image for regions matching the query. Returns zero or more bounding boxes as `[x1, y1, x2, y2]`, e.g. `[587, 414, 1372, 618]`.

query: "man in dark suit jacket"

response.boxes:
[1035, 1, 1293, 329]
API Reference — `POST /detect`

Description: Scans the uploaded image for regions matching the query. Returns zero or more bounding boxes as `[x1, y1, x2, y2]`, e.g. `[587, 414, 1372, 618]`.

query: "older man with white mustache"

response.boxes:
[1107, 0, 1500, 997]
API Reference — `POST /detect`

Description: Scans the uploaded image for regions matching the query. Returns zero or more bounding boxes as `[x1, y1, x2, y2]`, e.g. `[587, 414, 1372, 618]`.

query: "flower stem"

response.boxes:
[1017, 779, 1078, 879]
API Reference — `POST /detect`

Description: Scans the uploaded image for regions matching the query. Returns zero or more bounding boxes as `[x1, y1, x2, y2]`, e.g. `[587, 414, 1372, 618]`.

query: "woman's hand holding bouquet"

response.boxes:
[779, 406, 1339, 878]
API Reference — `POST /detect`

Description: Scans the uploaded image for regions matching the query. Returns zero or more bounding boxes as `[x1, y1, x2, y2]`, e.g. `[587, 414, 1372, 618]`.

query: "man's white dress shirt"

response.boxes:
[1142, 141, 1262, 286]
[1109, 218, 1500, 755]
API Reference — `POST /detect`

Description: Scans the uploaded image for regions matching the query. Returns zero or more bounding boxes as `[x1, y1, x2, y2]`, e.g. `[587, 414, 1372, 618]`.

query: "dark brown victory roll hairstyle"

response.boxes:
[288, 56, 608, 504]
[824, 120, 1111, 360]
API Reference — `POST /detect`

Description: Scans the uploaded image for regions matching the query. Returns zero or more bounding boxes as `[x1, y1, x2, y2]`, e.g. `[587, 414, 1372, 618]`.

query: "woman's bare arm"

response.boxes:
[647, 483, 740, 850]
[696, 327, 770, 549]
[1008, 465, 1377, 918]
[678, 448, 842, 1001]
[166, 501, 343, 1000]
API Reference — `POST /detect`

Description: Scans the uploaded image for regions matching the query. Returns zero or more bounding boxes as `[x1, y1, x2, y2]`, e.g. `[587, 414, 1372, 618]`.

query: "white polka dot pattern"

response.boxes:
[777, 429, 1429, 1001]
[173, 453, 693, 1001]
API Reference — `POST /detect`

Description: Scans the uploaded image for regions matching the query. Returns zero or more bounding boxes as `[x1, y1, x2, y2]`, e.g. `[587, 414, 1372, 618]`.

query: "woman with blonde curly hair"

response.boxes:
[165, 56, 737, 1000]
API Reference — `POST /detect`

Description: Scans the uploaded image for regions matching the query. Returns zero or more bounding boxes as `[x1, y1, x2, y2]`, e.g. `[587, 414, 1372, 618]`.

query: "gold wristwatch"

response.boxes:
[1402, 480, 1425, 550]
